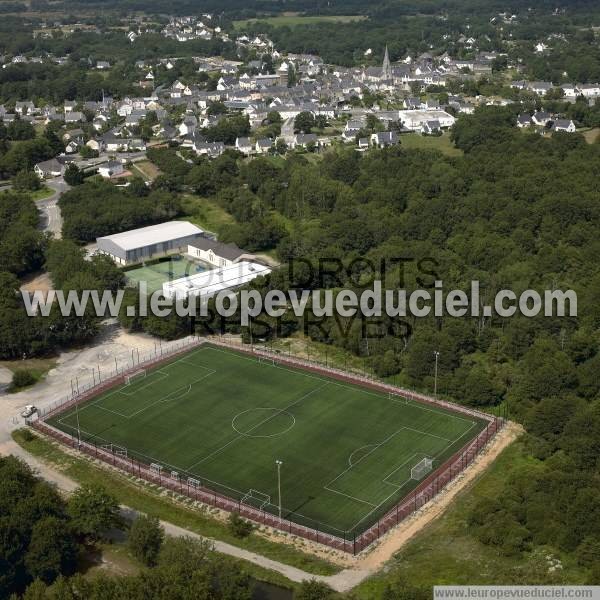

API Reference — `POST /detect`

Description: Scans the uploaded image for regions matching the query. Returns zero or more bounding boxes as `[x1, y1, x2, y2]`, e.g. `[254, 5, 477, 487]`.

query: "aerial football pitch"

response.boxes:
[48, 344, 487, 537]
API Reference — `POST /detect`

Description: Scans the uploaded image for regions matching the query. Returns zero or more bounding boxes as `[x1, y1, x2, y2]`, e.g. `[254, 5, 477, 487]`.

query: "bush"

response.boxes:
[20, 428, 36, 442]
[10, 369, 36, 391]
[296, 579, 335, 599]
[227, 512, 253, 538]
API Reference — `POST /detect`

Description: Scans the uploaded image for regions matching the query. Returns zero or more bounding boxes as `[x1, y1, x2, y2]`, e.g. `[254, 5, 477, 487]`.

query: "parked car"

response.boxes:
[21, 405, 37, 418]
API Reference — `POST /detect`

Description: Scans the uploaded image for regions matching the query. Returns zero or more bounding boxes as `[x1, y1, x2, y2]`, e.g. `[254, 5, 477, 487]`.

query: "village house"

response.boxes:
[187, 238, 256, 268]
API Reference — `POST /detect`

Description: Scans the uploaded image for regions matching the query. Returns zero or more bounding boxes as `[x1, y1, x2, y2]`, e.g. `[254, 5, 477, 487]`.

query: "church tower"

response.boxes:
[382, 45, 393, 80]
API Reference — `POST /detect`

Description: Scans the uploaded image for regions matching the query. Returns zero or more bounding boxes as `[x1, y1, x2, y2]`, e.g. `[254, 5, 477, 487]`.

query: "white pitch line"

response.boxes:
[323, 485, 378, 507]
[348, 420, 480, 532]
[185, 382, 330, 471]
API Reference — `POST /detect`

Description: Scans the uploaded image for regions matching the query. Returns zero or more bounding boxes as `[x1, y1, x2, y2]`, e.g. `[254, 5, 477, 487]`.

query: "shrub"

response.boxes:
[10, 369, 36, 391]
[20, 429, 36, 442]
[227, 512, 253, 538]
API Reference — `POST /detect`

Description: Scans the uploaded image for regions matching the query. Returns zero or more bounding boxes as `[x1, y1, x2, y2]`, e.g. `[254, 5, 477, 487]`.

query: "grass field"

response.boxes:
[130, 160, 161, 182]
[233, 14, 366, 29]
[180, 194, 236, 237]
[48, 344, 486, 537]
[399, 132, 463, 157]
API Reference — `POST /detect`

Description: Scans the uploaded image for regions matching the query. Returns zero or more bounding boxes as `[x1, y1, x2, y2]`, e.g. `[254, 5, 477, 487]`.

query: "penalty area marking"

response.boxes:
[348, 444, 378, 467]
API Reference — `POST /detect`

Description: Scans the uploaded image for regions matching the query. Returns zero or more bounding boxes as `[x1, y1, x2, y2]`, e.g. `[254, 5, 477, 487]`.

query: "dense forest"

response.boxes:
[59, 179, 183, 242]
[0, 235, 124, 359]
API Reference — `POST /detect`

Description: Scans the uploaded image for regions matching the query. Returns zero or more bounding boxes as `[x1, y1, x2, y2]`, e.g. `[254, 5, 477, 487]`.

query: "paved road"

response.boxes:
[37, 178, 69, 238]
[1, 178, 67, 238]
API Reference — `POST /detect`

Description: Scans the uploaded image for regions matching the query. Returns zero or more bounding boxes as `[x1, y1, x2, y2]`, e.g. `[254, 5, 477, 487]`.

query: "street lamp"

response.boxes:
[433, 351, 440, 397]
[275, 460, 283, 519]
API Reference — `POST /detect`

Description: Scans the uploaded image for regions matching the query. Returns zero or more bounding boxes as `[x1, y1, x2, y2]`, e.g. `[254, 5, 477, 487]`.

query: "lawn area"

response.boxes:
[22, 185, 54, 201]
[233, 14, 366, 29]
[47, 343, 487, 538]
[130, 160, 161, 182]
[582, 127, 600, 144]
[180, 194, 236, 236]
[11, 427, 335, 579]
[399, 132, 463, 157]
[352, 438, 589, 597]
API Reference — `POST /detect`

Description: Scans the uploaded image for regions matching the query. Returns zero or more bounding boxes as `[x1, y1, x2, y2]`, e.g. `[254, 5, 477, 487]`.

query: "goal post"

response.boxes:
[150, 463, 163, 475]
[388, 391, 408, 404]
[114, 445, 127, 458]
[125, 369, 147, 385]
[241, 489, 271, 510]
[258, 356, 275, 366]
[411, 457, 434, 480]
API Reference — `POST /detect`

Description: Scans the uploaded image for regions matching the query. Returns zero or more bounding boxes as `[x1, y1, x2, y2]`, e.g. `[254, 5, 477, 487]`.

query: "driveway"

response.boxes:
[281, 117, 296, 144]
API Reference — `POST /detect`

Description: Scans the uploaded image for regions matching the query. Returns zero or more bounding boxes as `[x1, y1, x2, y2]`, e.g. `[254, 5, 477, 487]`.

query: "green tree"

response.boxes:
[63, 163, 84, 186]
[7, 118, 35, 141]
[12, 170, 41, 192]
[294, 111, 316, 134]
[24, 517, 78, 584]
[128, 514, 164, 566]
[67, 484, 120, 542]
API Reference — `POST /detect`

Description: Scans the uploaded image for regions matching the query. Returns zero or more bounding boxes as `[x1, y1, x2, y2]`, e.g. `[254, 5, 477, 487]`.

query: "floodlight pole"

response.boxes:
[433, 350, 440, 397]
[276, 460, 283, 519]
[75, 399, 81, 448]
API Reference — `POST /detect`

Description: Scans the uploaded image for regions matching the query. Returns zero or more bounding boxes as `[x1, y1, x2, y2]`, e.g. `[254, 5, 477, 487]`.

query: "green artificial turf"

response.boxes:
[49, 344, 486, 538]
[124, 256, 210, 292]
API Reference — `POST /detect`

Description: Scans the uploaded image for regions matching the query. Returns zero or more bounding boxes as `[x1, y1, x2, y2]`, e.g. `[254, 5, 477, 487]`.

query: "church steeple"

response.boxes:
[382, 45, 392, 80]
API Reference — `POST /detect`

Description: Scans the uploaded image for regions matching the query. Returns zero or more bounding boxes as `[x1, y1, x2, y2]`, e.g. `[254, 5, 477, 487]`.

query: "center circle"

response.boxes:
[232, 408, 296, 438]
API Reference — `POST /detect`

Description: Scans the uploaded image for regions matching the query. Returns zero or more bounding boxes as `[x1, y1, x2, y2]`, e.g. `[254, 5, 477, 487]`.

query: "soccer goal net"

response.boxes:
[241, 489, 271, 510]
[125, 369, 146, 385]
[411, 457, 434, 480]
[100, 443, 127, 457]
[150, 463, 163, 475]
[258, 356, 275, 366]
[388, 391, 408, 404]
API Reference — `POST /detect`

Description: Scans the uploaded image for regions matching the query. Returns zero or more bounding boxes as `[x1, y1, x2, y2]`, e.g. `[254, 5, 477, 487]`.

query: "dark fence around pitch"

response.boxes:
[31, 336, 505, 555]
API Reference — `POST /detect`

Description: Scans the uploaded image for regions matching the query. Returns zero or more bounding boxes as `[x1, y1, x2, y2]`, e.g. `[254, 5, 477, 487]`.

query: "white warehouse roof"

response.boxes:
[163, 261, 271, 301]
[97, 221, 203, 251]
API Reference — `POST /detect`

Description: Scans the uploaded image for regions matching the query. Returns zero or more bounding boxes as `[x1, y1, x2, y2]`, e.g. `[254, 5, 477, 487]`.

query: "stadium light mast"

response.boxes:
[276, 459, 283, 519]
[433, 350, 440, 397]
[75, 399, 81, 448]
